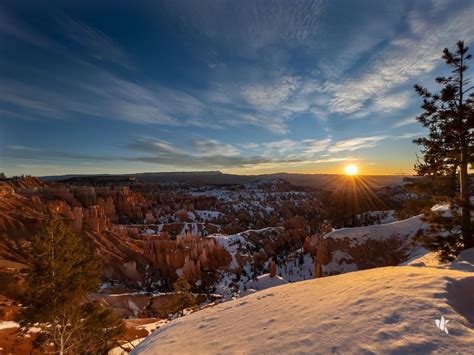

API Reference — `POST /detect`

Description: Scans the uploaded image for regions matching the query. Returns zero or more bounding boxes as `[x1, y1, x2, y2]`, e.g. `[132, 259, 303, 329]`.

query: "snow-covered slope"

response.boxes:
[323, 202, 452, 246]
[317, 214, 428, 276]
[245, 274, 288, 294]
[132, 255, 474, 354]
[323, 214, 425, 244]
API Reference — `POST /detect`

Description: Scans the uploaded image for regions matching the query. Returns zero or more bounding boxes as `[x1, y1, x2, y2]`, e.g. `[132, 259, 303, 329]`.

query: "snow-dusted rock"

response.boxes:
[316, 214, 427, 276]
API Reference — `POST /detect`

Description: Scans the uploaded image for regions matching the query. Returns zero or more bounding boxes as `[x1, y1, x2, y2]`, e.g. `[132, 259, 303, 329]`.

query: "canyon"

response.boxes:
[0, 177, 325, 293]
[0, 174, 435, 353]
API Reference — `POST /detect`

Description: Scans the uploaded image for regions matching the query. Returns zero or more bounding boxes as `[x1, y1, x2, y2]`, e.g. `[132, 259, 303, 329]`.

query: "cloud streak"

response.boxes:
[328, 136, 388, 153]
[393, 116, 416, 128]
[58, 15, 134, 70]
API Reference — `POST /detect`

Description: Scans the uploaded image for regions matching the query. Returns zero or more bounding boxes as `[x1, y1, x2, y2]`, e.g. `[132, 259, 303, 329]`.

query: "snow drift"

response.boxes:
[132, 251, 474, 354]
[244, 274, 288, 295]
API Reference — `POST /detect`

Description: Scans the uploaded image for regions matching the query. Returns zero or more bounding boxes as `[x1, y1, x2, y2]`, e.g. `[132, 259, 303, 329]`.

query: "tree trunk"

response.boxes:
[458, 44, 472, 249]
[59, 335, 65, 355]
[460, 148, 473, 248]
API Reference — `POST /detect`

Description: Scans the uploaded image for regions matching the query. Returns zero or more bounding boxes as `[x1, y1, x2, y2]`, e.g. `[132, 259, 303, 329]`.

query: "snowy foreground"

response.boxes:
[132, 252, 474, 354]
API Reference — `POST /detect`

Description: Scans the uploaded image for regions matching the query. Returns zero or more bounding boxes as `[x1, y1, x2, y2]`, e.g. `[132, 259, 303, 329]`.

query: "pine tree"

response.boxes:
[77, 301, 126, 355]
[20, 219, 124, 354]
[413, 41, 474, 261]
[170, 277, 196, 316]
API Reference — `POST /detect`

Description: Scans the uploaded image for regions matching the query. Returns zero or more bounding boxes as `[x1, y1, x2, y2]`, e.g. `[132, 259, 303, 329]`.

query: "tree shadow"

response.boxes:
[446, 276, 474, 328]
[387, 342, 439, 354]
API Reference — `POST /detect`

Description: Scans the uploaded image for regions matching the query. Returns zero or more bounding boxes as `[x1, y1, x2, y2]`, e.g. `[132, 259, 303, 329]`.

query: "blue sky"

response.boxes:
[1, 0, 473, 176]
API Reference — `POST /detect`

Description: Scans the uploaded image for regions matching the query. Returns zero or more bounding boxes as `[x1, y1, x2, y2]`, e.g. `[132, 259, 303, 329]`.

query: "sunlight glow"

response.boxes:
[344, 164, 358, 176]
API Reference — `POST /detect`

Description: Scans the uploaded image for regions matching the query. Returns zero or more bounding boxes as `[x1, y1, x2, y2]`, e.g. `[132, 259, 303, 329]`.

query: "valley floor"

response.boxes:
[132, 258, 474, 354]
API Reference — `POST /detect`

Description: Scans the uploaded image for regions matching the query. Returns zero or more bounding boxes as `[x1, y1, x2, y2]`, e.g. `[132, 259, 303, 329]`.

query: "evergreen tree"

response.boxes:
[170, 277, 196, 316]
[20, 219, 124, 354]
[413, 41, 474, 261]
[77, 301, 126, 355]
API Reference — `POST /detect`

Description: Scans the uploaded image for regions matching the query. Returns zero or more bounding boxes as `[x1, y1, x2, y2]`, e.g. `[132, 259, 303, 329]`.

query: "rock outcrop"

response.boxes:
[315, 215, 425, 277]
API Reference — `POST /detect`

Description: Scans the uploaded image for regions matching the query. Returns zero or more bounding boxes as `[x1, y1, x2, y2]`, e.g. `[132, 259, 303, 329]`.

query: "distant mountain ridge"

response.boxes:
[40, 171, 407, 190]
[40, 171, 223, 181]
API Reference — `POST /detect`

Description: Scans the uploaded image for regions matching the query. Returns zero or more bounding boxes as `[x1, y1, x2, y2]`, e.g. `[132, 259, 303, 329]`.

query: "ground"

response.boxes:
[132, 255, 474, 354]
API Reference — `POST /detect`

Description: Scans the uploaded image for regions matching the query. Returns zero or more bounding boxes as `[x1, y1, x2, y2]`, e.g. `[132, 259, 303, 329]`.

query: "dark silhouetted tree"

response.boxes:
[413, 41, 474, 260]
[19, 219, 124, 354]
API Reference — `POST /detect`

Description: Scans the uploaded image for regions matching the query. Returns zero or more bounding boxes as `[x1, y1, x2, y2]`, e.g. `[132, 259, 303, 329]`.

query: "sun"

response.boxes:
[344, 164, 358, 176]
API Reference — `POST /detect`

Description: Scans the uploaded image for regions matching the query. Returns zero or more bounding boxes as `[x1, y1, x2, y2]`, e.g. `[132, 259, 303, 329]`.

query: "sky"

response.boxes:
[1, 0, 474, 176]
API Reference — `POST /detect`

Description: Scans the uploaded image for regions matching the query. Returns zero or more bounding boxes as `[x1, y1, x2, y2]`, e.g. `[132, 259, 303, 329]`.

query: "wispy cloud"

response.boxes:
[0, 6, 59, 51]
[218, 110, 291, 134]
[127, 138, 186, 156]
[0, 71, 201, 125]
[373, 91, 412, 113]
[396, 132, 424, 139]
[193, 139, 240, 157]
[6, 144, 42, 152]
[57, 15, 134, 70]
[243, 143, 259, 149]
[4, 145, 114, 162]
[242, 76, 300, 110]
[303, 138, 332, 154]
[259, 138, 334, 159]
[262, 139, 300, 155]
[328, 136, 388, 153]
[393, 116, 417, 128]
[126, 137, 278, 168]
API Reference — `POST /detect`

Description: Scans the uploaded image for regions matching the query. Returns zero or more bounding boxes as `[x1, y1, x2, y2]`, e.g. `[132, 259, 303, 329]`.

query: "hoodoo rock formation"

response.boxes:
[0, 178, 247, 289]
[144, 233, 232, 284]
